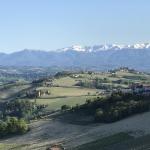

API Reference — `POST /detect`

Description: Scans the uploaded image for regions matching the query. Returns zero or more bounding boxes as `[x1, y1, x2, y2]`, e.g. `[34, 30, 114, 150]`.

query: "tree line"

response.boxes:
[63, 92, 150, 123]
[75, 78, 120, 90]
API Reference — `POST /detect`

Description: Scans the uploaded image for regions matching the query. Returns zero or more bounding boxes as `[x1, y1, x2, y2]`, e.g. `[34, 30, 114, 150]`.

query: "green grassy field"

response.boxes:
[35, 82, 99, 111]
[38, 86, 98, 98]
[35, 95, 96, 110]
[53, 76, 78, 87]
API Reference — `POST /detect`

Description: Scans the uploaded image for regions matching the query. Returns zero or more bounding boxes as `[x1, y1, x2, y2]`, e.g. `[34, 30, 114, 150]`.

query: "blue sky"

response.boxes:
[0, 0, 150, 53]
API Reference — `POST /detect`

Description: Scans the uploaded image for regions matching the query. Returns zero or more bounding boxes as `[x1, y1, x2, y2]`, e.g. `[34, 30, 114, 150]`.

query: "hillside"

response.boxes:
[1, 69, 150, 149]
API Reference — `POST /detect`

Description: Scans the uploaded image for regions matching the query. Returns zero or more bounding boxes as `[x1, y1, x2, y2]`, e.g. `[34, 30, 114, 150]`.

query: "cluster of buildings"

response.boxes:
[26, 89, 51, 98]
[130, 83, 150, 94]
[120, 83, 150, 95]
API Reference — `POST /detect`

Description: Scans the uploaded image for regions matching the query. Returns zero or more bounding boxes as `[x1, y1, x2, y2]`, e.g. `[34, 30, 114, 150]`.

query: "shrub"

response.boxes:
[0, 117, 28, 138]
[95, 108, 104, 121]
[61, 105, 71, 111]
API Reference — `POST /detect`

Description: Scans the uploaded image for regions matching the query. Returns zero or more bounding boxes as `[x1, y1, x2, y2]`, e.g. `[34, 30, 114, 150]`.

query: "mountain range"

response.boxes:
[1, 43, 150, 71]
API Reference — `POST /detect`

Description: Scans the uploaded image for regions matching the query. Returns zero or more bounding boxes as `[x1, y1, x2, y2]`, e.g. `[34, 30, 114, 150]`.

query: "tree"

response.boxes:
[0, 121, 7, 137]
[6, 117, 18, 133]
[17, 118, 28, 134]
[95, 108, 104, 121]
[5, 117, 28, 135]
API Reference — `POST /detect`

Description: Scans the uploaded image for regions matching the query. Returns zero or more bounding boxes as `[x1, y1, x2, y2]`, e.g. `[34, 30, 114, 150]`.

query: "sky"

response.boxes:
[0, 0, 150, 53]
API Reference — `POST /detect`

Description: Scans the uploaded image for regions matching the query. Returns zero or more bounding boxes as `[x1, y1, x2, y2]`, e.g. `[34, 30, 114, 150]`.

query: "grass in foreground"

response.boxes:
[74, 132, 133, 150]
[0, 143, 30, 150]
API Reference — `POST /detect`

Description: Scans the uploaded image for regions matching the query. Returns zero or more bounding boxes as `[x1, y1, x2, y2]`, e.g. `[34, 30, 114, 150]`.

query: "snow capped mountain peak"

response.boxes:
[71, 45, 86, 51]
[57, 43, 150, 52]
[58, 45, 86, 52]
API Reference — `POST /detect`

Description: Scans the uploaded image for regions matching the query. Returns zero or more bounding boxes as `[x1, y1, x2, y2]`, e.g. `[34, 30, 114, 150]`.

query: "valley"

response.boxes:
[0, 68, 150, 149]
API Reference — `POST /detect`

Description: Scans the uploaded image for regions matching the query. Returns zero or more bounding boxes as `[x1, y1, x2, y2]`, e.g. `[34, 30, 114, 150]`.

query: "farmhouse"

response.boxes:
[26, 89, 51, 98]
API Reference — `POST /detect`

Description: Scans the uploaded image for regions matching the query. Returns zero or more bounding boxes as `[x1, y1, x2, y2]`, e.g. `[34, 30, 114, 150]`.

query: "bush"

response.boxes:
[0, 117, 28, 138]
[0, 121, 7, 137]
[95, 108, 104, 121]
[17, 118, 28, 134]
[61, 105, 71, 111]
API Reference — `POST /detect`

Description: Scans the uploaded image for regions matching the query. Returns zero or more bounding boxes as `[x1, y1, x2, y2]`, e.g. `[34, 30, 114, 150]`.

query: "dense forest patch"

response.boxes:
[64, 92, 150, 123]
[0, 99, 47, 138]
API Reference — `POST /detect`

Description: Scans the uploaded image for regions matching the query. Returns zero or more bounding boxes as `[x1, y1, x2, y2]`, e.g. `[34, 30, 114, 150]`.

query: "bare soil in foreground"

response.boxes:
[1, 111, 150, 150]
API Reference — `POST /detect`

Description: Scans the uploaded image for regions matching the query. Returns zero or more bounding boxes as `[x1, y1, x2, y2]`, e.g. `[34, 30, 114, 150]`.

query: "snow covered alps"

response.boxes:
[0, 43, 150, 71]
[58, 43, 150, 52]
